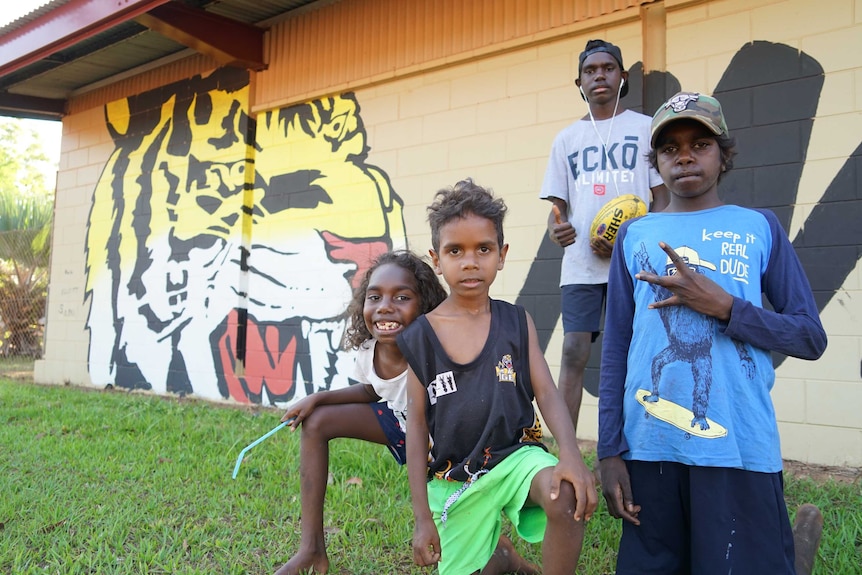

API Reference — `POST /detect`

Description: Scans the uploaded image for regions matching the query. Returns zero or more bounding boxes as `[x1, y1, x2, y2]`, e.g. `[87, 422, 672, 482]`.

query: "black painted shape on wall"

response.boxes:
[166, 331, 193, 396]
[515, 235, 562, 352]
[793, 141, 862, 312]
[620, 63, 646, 114]
[113, 346, 151, 391]
[716, 41, 822, 229]
[716, 42, 862, 367]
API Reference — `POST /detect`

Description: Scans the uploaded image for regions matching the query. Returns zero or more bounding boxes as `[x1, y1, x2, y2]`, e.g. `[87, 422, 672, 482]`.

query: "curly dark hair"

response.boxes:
[427, 178, 507, 252]
[343, 250, 447, 350]
[648, 125, 737, 184]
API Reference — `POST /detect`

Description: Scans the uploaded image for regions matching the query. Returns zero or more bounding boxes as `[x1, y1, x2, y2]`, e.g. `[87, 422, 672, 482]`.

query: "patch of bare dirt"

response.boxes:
[0, 362, 34, 381]
[782, 459, 861, 485]
[578, 439, 860, 485]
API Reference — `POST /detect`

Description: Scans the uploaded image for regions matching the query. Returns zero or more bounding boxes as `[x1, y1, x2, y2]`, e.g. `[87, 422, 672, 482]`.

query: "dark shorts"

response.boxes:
[616, 460, 796, 575]
[561, 283, 606, 340]
[370, 401, 406, 465]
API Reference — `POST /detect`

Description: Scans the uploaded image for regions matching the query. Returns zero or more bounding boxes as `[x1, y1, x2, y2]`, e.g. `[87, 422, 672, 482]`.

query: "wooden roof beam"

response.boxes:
[135, 2, 267, 71]
[0, 92, 66, 120]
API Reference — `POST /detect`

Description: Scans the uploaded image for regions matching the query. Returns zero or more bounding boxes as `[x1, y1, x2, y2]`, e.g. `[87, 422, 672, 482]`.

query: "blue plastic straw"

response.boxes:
[231, 418, 294, 479]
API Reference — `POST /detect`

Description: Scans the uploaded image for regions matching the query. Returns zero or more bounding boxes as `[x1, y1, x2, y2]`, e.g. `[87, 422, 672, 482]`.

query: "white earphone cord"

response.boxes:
[585, 81, 624, 197]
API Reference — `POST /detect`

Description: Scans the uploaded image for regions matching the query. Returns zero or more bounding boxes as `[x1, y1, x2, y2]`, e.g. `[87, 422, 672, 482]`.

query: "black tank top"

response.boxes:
[397, 299, 546, 482]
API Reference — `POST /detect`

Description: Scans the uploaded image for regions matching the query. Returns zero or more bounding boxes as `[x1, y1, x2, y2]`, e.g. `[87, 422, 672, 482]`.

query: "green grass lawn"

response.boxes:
[1, 379, 859, 574]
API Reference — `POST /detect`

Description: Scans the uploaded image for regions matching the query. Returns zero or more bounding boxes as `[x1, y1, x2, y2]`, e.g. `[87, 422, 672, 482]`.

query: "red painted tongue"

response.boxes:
[219, 311, 299, 403]
[321, 231, 389, 289]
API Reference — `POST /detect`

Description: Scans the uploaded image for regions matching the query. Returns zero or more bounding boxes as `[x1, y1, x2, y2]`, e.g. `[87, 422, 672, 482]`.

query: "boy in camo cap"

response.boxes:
[649, 91, 729, 148]
[598, 91, 827, 574]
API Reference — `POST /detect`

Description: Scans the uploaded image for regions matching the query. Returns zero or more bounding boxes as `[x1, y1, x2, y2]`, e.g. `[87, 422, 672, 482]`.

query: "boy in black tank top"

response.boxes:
[398, 179, 598, 575]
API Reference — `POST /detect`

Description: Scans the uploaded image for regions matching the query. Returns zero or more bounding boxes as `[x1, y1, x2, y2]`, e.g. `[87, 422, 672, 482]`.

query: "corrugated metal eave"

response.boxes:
[0, 0, 73, 36]
[10, 32, 186, 100]
[66, 52, 222, 114]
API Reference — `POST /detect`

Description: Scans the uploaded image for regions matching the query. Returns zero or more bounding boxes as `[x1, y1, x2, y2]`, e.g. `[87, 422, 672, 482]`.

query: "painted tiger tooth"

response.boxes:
[330, 318, 345, 350]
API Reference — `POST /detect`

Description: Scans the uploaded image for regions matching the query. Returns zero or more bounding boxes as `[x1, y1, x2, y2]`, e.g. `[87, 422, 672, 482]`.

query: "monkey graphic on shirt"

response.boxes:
[634, 243, 754, 432]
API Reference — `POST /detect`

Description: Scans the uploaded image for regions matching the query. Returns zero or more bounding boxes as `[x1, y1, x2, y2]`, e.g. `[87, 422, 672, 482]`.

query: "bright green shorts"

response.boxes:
[427, 446, 558, 575]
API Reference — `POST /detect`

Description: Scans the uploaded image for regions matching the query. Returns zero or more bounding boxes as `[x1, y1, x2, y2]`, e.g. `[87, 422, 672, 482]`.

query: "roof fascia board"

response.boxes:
[0, 0, 173, 78]
[0, 92, 66, 120]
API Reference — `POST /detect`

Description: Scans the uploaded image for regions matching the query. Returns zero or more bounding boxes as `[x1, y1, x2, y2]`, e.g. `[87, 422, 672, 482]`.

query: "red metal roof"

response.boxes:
[0, 0, 321, 120]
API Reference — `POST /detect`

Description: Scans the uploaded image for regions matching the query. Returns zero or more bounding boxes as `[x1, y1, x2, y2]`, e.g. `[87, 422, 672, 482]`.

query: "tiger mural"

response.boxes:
[85, 67, 405, 405]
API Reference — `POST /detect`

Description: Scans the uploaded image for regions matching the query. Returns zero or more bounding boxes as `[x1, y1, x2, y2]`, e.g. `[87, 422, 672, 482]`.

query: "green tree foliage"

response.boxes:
[0, 118, 57, 357]
[0, 119, 55, 202]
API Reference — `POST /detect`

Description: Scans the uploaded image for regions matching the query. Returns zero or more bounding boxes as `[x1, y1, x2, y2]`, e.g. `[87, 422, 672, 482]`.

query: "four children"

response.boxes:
[271, 90, 825, 574]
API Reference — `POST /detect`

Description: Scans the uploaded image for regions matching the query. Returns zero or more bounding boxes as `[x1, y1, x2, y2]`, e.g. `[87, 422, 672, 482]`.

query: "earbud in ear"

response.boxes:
[621, 78, 626, 86]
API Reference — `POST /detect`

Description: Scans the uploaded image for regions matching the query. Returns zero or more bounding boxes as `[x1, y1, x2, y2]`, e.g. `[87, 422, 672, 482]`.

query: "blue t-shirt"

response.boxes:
[598, 205, 826, 472]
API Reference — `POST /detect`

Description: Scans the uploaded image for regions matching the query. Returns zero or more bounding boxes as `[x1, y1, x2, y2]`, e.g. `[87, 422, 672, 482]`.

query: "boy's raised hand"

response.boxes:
[549, 204, 577, 247]
[550, 455, 598, 522]
[412, 516, 441, 567]
[635, 242, 734, 321]
[599, 456, 641, 525]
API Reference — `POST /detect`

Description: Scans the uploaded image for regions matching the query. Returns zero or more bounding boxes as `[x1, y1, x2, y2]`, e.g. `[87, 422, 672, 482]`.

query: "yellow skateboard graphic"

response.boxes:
[636, 389, 727, 439]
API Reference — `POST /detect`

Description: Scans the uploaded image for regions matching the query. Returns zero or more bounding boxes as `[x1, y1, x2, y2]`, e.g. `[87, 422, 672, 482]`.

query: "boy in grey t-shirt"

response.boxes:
[539, 39, 668, 434]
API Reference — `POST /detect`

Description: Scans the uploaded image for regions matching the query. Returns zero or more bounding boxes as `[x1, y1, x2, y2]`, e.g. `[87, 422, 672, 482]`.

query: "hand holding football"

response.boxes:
[589, 194, 648, 245]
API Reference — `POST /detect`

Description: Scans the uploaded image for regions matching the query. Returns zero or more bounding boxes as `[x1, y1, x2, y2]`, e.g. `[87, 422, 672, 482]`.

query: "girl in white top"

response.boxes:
[273, 251, 446, 575]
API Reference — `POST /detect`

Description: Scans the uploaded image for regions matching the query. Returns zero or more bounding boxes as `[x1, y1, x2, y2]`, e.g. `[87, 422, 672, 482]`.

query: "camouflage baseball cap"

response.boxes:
[650, 92, 728, 148]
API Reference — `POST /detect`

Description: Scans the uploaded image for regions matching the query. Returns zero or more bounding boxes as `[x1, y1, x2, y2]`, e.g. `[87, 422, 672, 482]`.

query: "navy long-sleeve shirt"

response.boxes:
[598, 206, 826, 472]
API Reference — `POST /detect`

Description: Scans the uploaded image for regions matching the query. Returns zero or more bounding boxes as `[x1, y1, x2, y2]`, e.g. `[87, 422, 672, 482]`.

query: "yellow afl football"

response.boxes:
[589, 194, 648, 244]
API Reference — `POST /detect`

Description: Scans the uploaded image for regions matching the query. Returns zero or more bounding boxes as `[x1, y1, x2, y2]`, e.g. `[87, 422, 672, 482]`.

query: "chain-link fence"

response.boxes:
[0, 229, 48, 358]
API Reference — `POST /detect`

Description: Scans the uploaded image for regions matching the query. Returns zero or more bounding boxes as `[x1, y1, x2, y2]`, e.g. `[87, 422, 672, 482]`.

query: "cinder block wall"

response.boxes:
[37, 0, 862, 466]
[39, 107, 110, 385]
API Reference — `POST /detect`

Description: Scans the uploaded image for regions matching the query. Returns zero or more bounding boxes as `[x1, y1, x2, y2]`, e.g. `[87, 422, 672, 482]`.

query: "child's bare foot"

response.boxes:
[792, 503, 823, 575]
[273, 550, 329, 575]
[480, 535, 539, 575]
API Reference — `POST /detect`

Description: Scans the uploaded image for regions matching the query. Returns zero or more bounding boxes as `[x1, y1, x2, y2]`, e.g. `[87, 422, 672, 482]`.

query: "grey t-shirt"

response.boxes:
[540, 109, 663, 285]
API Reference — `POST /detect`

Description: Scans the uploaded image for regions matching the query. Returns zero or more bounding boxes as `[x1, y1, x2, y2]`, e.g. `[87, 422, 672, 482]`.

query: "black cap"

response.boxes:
[578, 39, 628, 98]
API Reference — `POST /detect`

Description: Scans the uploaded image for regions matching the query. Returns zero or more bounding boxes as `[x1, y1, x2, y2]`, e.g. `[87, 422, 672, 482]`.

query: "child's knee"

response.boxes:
[300, 409, 327, 437]
[544, 480, 577, 523]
